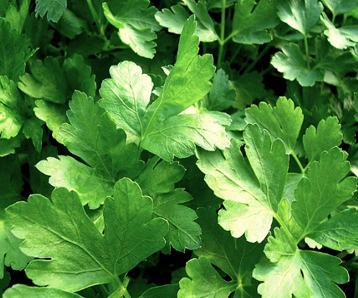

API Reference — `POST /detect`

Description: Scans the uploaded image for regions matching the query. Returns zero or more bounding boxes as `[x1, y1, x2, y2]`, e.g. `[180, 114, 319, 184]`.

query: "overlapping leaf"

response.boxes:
[35, 0, 67, 22]
[322, 0, 358, 15]
[103, 0, 161, 58]
[37, 91, 143, 208]
[6, 178, 168, 292]
[100, 16, 230, 161]
[4, 285, 83, 298]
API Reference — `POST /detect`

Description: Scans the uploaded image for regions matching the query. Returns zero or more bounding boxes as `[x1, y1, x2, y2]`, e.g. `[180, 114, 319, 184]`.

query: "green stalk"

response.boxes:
[290, 150, 305, 174]
[303, 34, 310, 69]
[86, 0, 104, 35]
[243, 44, 271, 74]
[217, 0, 227, 68]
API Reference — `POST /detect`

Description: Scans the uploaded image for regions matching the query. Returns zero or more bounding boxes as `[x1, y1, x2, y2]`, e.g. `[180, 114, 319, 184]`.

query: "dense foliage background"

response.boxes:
[1, 0, 358, 297]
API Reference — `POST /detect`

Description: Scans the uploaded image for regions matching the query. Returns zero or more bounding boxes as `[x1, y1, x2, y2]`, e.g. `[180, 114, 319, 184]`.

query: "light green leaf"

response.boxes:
[155, 1, 218, 42]
[195, 208, 264, 296]
[4, 284, 83, 298]
[197, 124, 288, 243]
[142, 112, 231, 161]
[36, 155, 114, 209]
[182, 0, 218, 42]
[0, 76, 24, 138]
[321, 13, 358, 49]
[232, 0, 279, 45]
[143, 15, 215, 130]
[103, 0, 160, 58]
[178, 257, 236, 298]
[303, 116, 343, 163]
[19, 57, 69, 104]
[203, 69, 236, 111]
[292, 147, 357, 235]
[35, 0, 67, 22]
[6, 179, 168, 292]
[307, 208, 358, 250]
[245, 97, 304, 153]
[322, 0, 358, 15]
[0, 19, 33, 82]
[271, 43, 324, 87]
[33, 100, 68, 143]
[155, 5, 190, 35]
[37, 92, 144, 208]
[136, 157, 185, 197]
[99, 61, 153, 137]
[277, 0, 323, 35]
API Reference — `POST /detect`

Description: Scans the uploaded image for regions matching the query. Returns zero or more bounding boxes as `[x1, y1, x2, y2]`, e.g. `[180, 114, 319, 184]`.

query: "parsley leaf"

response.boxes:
[6, 179, 168, 292]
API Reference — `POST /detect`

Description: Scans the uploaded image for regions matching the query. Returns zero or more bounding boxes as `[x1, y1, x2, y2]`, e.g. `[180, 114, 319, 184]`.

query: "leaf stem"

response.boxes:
[86, 0, 105, 35]
[243, 43, 272, 74]
[303, 34, 310, 69]
[217, 0, 227, 68]
[229, 45, 241, 65]
[290, 150, 305, 174]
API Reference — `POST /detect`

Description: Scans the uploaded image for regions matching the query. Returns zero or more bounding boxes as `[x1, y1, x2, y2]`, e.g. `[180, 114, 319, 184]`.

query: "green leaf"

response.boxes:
[271, 43, 324, 87]
[322, 0, 358, 15]
[292, 147, 357, 235]
[308, 208, 358, 250]
[19, 57, 69, 104]
[37, 92, 144, 208]
[254, 226, 348, 298]
[0, 19, 33, 82]
[143, 15, 215, 130]
[33, 100, 68, 143]
[103, 0, 160, 58]
[0, 76, 24, 139]
[6, 179, 168, 292]
[99, 61, 153, 137]
[277, 0, 323, 36]
[303, 116, 343, 163]
[231, 0, 279, 45]
[203, 69, 236, 111]
[155, 1, 218, 42]
[136, 158, 201, 251]
[3, 0, 30, 33]
[0, 137, 21, 157]
[178, 257, 236, 298]
[35, 0, 67, 22]
[182, 0, 218, 42]
[245, 97, 304, 153]
[136, 157, 185, 197]
[195, 208, 264, 295]
[141, 112, 231, 161]
[321, 13, 358, 49]
[197, 124, 288, 243]
[0, 156, 31, 279]
[4, 285, 83, 298]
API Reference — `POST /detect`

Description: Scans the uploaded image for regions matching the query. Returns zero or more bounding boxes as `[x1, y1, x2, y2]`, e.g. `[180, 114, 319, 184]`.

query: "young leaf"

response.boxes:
[271, 43, 324, 87]
[102, 0, 160, 58]
[6, 179, 168, 292]
[203, 69, 236, 111]
[277, 0, 323, 36]
[197, 124, 288, 243]
[178, 257, 236, 298]
[321, 13, 358, 49]
[0, 19, 33, 82]
[292, 147, 357, 236]
[4, 285, 83, 298]
[99, 61, 153, 138]
[245, 97, 304, 153]
[303, 116, 343, 163]
[35, 0, 67, 22]
[231, 0, 279, 45]
[37, 91, 144, 208]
